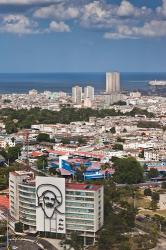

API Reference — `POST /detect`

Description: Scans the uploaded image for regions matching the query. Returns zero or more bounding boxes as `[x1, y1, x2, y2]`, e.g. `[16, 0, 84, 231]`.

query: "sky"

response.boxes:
[0, 0, 166, 73]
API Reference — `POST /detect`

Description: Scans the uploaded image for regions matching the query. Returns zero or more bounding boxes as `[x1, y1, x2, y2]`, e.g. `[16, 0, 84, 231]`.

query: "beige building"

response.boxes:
[84, 86, 94, 100]
[106, 71, 120, 93]
[72, 85, 82, 104]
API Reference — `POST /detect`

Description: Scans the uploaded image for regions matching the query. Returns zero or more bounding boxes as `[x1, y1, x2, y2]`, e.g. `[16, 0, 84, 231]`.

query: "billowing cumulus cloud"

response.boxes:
[79, 1, 152, 29]
[0, 0, 166, 39]
[0, 14, 38, 34]
[34, 3, 79, 20]
[156, 0, 166, 17]
[0, 0, 60, 4]
[104, 20, 166, 40]
[49, 21, 70, 32]
[117, 0, 151, 17]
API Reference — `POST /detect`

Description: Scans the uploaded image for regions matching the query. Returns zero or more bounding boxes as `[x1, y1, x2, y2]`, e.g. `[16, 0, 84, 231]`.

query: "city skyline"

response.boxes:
[0, 0, 166, 73]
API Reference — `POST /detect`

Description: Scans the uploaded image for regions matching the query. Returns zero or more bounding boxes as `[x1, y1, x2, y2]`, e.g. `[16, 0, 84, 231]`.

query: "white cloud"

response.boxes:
[0, 14, 38, 34]
[34, 3, 79, 20]
[81, 1, 110, 26]
[104, 32, 135, 40]
[49, 21, 70, 32]
[0, 0, 165, 39]
[104, 20, 166, 39]
[117, 0, 135, 17]
[0, 0, 59, 4]
[156, 0, 166, 17]
[80, 0, 152, 29]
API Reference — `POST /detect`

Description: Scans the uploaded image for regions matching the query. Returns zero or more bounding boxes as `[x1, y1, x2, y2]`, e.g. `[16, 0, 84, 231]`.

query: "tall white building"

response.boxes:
[9, 172, 104, 241]
[84, 86, 94, 100]
[9, 171, 36, 232]
[72, 85, 82, 104]
[106, 72, 120, 93]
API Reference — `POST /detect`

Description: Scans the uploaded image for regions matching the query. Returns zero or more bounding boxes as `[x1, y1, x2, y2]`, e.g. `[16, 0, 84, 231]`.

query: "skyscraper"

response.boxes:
[72, 85, 82, 104]
[106, 72, 120, 93]
[84, 86, 94, 100]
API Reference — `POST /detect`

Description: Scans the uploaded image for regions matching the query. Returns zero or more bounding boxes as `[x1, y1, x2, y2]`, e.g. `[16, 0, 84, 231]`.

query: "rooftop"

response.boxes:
[66, 183, 101, 191]
[12, 171, 33, 176]
[0, 195, 9, 210]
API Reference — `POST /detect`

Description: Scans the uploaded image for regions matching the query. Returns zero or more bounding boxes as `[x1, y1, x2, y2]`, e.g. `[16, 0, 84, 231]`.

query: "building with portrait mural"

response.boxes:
[9, 171, 104, 241]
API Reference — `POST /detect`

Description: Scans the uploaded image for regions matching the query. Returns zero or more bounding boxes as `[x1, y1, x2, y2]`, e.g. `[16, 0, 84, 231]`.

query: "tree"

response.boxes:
[138, 150, 144, 158]
[148, 168, 159, 179]
[3, 99, 11, 103]
[77, 137, 86, 145]
[137, 121, 160, 128]
[112, 144, 123, 150]
[162, 182, 166, 189]
[144, 188, 152, 196]
[98, 206, 136, 250]
[68, 232, 83, 250]
[5, 120, 18, 134]
[113, 157, 144, 184]
[117, 137, 125, 143]
[0, 220, 7, 235]
[61, 138, 70, 145]
[111, 156, 119, 163]
[75, 164, 86, 181]
[151, 192, 160, 211]
[113, 100, 127, 106]
[110, 127, 116, 134]
[37, 133, 50, 142]
[36, 156, 48, 170]
[129, 107, 154, 118]
[15, 222, 23, 233]
[98, 229, 114, 250]
[7, 146, 21, 163]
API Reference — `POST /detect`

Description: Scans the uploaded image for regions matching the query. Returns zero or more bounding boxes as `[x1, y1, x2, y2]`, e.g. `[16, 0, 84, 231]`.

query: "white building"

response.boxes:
[9, 171, 36, 232]
[9, 172, 104, 240]
[130, 91, 141, 98]
[72, 86, 82, 104]
[144, 150, 159, 161]
[84, 86, 94, 100]
[29, 89, 38, 96]
[106, 72, 120, 93]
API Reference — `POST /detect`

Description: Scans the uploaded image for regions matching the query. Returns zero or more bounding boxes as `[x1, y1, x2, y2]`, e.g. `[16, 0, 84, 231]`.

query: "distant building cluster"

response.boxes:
[0, 71, 124, 110]
[72, 85, 94, 106]
[72, 71, 122, 108]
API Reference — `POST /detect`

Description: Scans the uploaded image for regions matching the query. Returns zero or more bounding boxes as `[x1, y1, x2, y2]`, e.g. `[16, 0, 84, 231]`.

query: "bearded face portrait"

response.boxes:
[37, 184, 63, 218]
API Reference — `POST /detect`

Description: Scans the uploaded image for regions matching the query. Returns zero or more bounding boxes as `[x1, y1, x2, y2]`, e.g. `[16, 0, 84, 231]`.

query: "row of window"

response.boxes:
[19, 191, 36, 198]
[19, 196, 36, 203]
[18, 185, 36, 193]
[20, 202, 36, 209]
[66, 207, 94, 214]
[66, 196, 94, 202]
[66, 191, 94, 197]
[66, 213, 94, 219]
[19, 207, 36, 215]
[66, 201, 94, 208]
[20, 217, 36, 226]
[66, 218, 94, 225]
[20, 212, 36, 220]
[66, 224, 94, 231]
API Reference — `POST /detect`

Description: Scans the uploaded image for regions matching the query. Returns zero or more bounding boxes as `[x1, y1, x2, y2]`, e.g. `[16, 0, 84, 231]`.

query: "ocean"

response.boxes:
[0, 72, 166, 94]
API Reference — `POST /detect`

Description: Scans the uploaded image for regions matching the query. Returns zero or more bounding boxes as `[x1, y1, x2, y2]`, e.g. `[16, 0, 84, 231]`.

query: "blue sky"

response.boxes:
[0, 0, 166, 73]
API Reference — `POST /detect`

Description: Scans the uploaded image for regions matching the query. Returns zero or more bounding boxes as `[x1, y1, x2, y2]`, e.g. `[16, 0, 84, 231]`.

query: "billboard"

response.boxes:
[36, 176, 66, 234]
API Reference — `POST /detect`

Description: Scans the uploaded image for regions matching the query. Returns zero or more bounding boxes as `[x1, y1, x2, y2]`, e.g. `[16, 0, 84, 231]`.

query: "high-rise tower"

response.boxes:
[72, 85, 82, 104]
[84, 86, 94, 100]
[106, 72, 120, 93]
